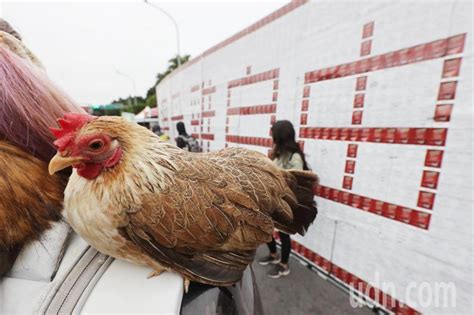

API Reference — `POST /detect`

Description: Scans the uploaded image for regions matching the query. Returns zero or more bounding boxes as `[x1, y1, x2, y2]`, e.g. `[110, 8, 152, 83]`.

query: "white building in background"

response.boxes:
[156, 1, 472, 314]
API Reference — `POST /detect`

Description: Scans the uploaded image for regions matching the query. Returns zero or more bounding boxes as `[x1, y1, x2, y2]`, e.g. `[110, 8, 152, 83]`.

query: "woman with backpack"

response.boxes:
[258, 120, 310, 278]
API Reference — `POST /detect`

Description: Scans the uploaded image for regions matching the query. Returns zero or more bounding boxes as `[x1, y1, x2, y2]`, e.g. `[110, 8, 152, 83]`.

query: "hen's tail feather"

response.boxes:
[276, 170, 318, 236]
[203, 249, 255, 270]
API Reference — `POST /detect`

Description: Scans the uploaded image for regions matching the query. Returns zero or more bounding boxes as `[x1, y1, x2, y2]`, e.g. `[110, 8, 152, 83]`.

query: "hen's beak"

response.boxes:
[48, 153, 85, 175]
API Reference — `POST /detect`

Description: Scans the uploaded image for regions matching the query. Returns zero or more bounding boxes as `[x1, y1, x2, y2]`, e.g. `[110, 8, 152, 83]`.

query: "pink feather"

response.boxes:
[0, 45, 85, 162]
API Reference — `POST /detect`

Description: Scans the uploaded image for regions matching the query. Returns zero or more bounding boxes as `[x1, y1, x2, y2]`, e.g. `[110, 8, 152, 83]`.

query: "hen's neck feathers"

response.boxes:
[77, 116, 183, 197]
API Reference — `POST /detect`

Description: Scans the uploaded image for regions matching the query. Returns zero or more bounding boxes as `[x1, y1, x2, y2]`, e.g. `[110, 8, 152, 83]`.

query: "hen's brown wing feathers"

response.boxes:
[119, 148, 290, 285]
[119, 146, 316, 285]
[120, 183, 259, 285]
[122, 222, 248, 285]
[0, 140, 66, 249]
[0, 140, 66, 275]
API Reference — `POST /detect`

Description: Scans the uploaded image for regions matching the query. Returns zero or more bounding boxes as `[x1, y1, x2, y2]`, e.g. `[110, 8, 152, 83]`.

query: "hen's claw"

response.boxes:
[147, 268, 165, 279]
[184, 278, 190, 293]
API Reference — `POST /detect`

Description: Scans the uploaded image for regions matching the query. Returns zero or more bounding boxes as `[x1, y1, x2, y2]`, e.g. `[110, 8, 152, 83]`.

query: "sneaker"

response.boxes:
[267, 264, 290, 278]
[258, 254, 280, 266]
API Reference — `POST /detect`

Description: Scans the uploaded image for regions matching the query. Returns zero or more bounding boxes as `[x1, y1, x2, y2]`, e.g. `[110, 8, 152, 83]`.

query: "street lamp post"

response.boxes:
[144, 0, 181, 67]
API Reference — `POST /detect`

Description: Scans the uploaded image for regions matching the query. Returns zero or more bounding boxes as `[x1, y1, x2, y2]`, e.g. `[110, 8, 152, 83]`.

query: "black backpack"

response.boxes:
[178, 135, 201, 152]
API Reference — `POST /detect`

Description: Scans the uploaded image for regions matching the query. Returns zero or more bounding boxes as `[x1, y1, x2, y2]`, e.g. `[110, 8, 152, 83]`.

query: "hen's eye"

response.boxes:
[89, 140, 103, 150]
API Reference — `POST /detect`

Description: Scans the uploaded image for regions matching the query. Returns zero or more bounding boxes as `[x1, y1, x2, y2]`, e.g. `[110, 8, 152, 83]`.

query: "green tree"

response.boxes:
[166, 54, 190, 73]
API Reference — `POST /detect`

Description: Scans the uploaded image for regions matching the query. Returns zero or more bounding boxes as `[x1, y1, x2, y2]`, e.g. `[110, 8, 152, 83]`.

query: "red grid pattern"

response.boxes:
[304, 34, 466, 84]
[225, 67, 279, 148]
[299, 127, 448, 146]
[227, 104, 276, 115]
[301, 23, 465, 230]
[152, 5, 466, 311]
[171, 115, 184, 121]
[315, 185, 431, 230]
[415, 38, 464, 215]
[189, 80, 217, 151]
[225, 135, 273, 147]
[274, 233, 420, 315]
[189, 84, 202, 145]
[228, 69, 280, 89]
[343, 25, 374, 190]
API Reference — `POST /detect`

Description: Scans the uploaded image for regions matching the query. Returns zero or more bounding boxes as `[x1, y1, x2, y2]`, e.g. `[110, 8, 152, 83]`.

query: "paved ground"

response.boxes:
[253, 246, 374, 315]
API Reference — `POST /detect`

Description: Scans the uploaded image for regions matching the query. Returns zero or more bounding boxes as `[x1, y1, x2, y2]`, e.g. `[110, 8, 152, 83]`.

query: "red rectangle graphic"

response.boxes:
[434, 104, 453, 122]
[362, 22, 374, 39]
[417, 191, 436, 210]
[425, 150, 444, 168]
[352, 111, 363, 124]
[345, 160, 356, 174]
[273, 80, 279, 90]
[356, 76, 367, 91]
[343, 176, 353, 190]
[360, 40, 372, 56]
[300, 113, 308, 125]
[303, 86, 311, 98]
[442, 58, 462, 78]
[354, 94, 365, 108]
[438, 81, 457, 100]
[347, 144, 358, 157]
[421, 171, 440, 189]
[301, 99, 309, 111]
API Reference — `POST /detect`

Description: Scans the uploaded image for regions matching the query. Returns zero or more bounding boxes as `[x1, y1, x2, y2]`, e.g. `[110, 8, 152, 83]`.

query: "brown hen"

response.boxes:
[49, 114, 318, 286]
[0, 141, 66, 275]
[0, 21, 85, 276]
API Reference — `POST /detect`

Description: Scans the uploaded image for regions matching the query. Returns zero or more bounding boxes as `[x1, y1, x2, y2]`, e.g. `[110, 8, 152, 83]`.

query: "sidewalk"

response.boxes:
[253, 246, 373, 315]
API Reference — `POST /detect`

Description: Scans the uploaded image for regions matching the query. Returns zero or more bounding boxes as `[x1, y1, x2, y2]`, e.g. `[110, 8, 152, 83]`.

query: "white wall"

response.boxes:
[156, 1, 473, 313]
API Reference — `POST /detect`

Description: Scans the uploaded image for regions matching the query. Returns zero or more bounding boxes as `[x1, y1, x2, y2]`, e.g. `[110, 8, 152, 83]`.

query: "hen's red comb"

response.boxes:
[50, 113, 97, 150]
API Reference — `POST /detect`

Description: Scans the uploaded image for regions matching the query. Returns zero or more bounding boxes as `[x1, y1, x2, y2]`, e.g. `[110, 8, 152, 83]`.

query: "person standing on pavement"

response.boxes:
[258, 120, 310, 278]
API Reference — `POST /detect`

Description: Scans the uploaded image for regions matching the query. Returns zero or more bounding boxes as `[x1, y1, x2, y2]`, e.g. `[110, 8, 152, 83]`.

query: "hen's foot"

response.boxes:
[147, 268, 165, 279]
[184, 278, 191, 293]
